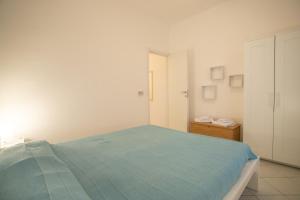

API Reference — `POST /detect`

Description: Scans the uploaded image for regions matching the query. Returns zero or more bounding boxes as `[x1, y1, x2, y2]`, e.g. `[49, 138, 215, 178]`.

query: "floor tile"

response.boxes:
[263, 177, 300, 195]
[256, 178, 282, 195]
[287, 196, 300, 200]
[242, 188, 258, 196]
[240, 179, 281, 197]
[257, 195, 288, 200]
[260, 161, 300, 178]
[240, 196, 259, 200]
[240, 160, 300, 200]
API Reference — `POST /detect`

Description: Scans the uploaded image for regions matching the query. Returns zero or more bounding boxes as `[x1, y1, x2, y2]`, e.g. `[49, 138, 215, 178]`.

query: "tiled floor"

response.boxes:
[240, 160, 300, 200]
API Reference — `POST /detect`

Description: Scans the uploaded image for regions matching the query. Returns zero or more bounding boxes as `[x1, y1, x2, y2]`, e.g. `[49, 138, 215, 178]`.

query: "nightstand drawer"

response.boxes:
[190, 122, 240, 141]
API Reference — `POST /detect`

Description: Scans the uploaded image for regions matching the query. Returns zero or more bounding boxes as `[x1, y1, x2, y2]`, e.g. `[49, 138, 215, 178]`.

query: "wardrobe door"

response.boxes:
[244, 37, 275, 159]
[274, 30, 300, 166]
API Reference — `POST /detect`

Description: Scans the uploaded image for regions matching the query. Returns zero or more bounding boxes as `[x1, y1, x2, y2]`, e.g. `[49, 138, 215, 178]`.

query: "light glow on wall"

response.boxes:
[0, 102, 43, 147]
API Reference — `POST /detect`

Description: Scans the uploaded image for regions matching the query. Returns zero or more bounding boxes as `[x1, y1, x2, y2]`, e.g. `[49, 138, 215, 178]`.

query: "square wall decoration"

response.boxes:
[210, 66, 225, 80]
[229, 74, 244, 88]
[202, 85, 217, 100]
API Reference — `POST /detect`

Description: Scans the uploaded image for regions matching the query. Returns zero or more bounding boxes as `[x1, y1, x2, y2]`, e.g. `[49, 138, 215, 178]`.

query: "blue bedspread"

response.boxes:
[0, 125, 256, 200]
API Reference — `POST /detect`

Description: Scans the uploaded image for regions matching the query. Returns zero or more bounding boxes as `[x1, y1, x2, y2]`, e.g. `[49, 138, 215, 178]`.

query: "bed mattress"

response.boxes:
[0, 125, 256, 200]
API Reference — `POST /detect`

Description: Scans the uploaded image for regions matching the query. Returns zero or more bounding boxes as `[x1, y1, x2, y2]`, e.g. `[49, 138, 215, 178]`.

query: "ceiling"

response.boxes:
[125, 0, 229, 24]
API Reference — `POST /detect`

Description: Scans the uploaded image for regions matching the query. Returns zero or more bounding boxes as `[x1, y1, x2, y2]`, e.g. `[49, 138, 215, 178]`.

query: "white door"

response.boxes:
[244, 37, 275, 159]
[148, 53, 168, 127]
[168, 52, 188, 132]
[274, 30, 300, 166]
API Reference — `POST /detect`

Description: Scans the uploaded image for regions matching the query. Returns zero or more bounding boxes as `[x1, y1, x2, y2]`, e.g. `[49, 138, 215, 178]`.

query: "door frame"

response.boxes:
[147, 49, 190, 131]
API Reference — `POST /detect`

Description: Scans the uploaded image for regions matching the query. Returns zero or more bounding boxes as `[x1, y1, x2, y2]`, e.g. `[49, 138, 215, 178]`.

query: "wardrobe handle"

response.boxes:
[268, 93, 275, 108]
[274, 93, 280, 110]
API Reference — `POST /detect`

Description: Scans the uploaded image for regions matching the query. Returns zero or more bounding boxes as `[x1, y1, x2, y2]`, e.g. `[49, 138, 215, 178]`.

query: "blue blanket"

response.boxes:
[0, 125, 256, 200]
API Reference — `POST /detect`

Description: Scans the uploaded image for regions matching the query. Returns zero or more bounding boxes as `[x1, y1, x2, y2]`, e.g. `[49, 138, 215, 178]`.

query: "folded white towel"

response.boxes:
[212, 118, 236, 127]
[194, 116, 213, 123]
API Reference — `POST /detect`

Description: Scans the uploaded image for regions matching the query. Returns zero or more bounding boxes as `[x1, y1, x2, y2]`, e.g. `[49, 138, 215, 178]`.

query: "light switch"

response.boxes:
[138, 90, 144, 96]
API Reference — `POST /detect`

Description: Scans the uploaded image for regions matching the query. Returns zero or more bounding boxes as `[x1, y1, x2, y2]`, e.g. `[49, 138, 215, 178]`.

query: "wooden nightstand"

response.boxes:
[189, 121, 240, 141]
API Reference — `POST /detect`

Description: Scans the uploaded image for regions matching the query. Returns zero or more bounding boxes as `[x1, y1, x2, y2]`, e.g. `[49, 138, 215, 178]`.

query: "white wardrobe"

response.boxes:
[244, 30, 300, 167]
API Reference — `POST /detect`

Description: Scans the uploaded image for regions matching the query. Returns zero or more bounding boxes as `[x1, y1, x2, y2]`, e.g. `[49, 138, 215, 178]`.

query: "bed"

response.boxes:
[0, 125, 258, 200]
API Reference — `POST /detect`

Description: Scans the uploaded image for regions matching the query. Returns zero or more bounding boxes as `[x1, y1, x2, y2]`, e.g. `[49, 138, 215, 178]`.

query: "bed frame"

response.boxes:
[223, 158, 260, 200]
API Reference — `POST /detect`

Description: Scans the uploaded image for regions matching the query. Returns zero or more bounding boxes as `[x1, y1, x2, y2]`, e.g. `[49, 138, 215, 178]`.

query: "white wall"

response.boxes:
[1, 0, 299, 143]
[169, 0, 300, 123]
[149, 53, 168, 127]
[0, 0, 169, 143]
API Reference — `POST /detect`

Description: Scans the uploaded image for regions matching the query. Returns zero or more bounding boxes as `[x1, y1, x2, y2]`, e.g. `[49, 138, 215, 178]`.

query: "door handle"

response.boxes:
[181, 90, 188, 97]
